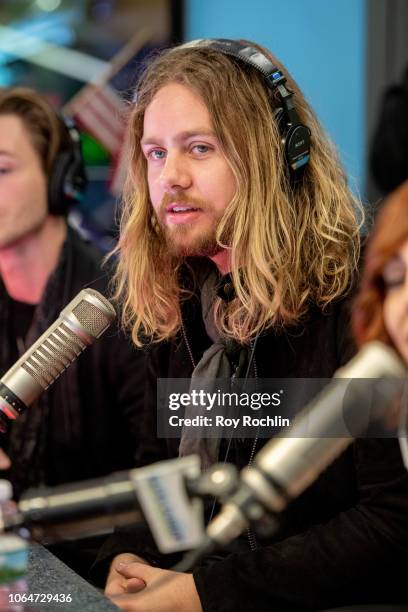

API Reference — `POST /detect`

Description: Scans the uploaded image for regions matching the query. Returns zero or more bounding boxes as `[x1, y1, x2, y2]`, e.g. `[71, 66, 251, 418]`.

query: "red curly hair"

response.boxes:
[353, 180, 408, 346]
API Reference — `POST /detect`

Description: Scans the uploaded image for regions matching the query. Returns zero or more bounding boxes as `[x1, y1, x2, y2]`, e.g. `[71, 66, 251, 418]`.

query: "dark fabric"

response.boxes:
[92, 286, 408, 611]
[0, 226, 146, 496]
[370, 65, 408, 195]
[3, 234, 82, 495]
[323, 604, 408, 612]
[9, 298, 35, 344]
[321, 608, 408, 612]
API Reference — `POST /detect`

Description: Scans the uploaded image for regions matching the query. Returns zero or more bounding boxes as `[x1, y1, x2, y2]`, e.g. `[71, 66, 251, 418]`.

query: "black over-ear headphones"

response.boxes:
[197, 39, 311, 174]
[48, 114, 87, 216]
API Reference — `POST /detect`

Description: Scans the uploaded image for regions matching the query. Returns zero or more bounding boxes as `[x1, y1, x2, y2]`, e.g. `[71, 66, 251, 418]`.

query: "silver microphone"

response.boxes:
[0, 288, 116, 433]
[206, 342, 407, 547]
[1, 471, 143, 543]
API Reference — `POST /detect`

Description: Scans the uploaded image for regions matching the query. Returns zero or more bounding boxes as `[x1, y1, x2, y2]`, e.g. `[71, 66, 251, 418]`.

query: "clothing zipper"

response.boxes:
[180, 319, 196, 369]
[246, 338, 259, 551]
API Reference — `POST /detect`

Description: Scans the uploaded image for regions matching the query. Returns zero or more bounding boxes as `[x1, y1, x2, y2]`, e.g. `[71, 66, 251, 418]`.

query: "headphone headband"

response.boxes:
[188, 39, 311, 173]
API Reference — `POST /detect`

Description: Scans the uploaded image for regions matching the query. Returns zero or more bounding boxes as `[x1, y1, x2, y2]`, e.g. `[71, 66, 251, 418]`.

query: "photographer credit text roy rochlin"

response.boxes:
[164, 388, 291, 434]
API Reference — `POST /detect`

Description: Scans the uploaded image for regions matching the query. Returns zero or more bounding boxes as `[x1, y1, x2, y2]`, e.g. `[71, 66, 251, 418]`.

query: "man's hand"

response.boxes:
[105, 554, 150, 597]
[107, 562, 203, 612]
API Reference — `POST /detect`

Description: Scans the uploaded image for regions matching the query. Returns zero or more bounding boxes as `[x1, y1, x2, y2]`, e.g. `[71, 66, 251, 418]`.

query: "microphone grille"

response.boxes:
[0, 288, 116, 429]
[22, 323, 87, 390]
[72, 300, 111, 337]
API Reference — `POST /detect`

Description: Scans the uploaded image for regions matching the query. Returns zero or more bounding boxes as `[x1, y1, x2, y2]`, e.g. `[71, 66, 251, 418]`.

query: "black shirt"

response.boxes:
[9, 297, 35, 362]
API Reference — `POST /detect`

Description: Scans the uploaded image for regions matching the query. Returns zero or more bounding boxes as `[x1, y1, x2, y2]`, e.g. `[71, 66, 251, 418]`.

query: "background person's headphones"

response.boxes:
[196, 38, 311, 174]
[48, 113, 87, 216]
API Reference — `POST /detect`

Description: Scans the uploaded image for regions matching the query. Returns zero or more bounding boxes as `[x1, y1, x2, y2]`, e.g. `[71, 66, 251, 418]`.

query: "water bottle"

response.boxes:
[0, 480, 28, 610]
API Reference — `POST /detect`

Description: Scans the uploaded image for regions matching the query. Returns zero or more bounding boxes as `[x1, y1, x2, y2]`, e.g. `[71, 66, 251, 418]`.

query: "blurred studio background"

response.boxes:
[0, 0, 407, 248]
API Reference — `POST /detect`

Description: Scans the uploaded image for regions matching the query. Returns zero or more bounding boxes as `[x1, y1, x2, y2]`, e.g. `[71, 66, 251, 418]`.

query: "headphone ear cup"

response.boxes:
[48, 150, 73, 216]
[284, 124, 311, 172]
[273, 106, 311, 172]
[65, 153, 87, 201]
[48, 114, 87, 216]
[273, 106, 287, 141]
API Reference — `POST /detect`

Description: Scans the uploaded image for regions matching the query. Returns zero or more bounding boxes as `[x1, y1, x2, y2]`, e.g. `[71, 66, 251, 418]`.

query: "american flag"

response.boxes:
[62, 27, 152, 195]
[65, 83, 127, 157]
[109, 130, 131, 196]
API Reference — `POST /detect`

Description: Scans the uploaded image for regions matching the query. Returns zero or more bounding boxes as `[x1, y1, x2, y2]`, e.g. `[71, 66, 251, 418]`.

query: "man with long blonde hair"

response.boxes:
[95, 40, 408, 611]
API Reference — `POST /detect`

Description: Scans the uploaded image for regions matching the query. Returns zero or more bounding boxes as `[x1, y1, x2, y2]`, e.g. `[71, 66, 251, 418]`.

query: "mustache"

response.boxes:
[159, 192, 208, 215]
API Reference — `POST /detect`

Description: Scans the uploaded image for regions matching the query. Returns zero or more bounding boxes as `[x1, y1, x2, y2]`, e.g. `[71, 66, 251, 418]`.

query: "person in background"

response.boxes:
[353, 179, 408, 364]
[91, 39, 408, 611]
[370, 67, 408, 196]
[0, 87, 145, 574]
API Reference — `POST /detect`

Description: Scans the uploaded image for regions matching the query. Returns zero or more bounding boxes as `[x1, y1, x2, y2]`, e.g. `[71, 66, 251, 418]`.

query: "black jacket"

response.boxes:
[0, 227, 146, 494]
[94, 289, 408, 611]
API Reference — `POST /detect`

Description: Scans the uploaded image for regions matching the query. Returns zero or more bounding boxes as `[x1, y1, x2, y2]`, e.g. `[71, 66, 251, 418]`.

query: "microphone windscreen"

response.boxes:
[0, 289, 116, 430]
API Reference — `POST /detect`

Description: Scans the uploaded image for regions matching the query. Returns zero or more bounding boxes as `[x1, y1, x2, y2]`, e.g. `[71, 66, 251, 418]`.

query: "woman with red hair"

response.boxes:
[321, 183, 408, 611]
[354, 180, 408, 365]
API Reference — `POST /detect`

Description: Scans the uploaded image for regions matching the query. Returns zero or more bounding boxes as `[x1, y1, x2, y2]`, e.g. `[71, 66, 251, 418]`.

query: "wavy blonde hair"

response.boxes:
[113, 40, 363, 347]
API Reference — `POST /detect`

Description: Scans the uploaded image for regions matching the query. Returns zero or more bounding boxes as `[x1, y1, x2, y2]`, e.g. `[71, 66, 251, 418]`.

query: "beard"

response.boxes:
[155, 193, 227, 258]
[162, 221, 222, 257]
